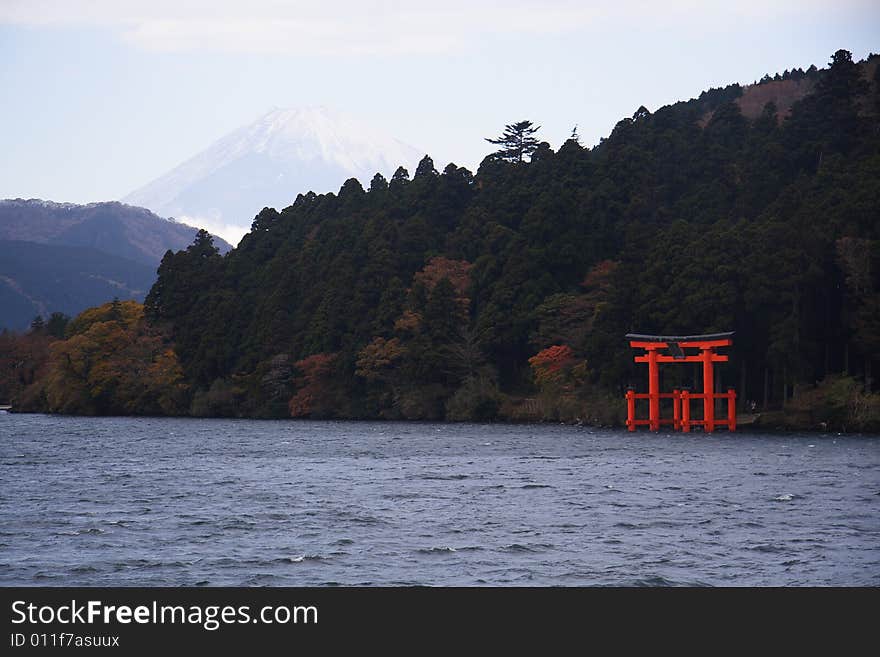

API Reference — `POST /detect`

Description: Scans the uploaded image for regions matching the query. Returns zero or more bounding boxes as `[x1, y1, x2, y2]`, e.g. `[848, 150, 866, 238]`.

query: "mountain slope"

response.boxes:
[123, 106, 424, 244]
[0, 199, 231, 265]
[0, 240, 156, 331]
[0, 199, 231, 330]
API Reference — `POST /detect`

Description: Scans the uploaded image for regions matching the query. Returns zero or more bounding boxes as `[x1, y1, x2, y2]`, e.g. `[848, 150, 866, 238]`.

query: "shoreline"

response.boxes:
[4, 409, 879, 436]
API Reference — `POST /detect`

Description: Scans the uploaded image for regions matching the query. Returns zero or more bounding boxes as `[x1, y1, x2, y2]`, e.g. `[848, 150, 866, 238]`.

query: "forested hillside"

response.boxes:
[5, 50, 879, 429]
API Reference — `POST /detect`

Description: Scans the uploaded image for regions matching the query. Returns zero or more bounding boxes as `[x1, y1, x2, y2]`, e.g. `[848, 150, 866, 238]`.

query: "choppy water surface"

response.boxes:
[1, 415, 878, 586]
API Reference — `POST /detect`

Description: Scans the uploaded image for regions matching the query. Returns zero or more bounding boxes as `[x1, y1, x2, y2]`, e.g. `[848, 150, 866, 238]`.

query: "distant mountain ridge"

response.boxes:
[0, 198, 231, 265]
[123, 106, 424, 244]
[0, 199, 231, 330]
[0, 240, 156, 331]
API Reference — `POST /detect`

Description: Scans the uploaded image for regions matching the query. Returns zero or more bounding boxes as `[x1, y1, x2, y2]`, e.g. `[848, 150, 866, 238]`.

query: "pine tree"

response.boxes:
[414, 155, 438, 178]
[485, 120, 542, 162]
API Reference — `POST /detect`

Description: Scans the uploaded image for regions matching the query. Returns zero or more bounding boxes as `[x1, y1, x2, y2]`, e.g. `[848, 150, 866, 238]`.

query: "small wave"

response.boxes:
[418, 546, 457, 554]
[419, 473, 469, 481]
[276, 554, 326, 563]
[220, 520, 257, 530]
[241, 574, 282, 585]
[382, 492, 424, 500]
[627, 576, 709, 587]
[747, 543, 786, 553]
[58, 528, 106, 536]
[335, 538, 354, 545]
[521, 484, 552, 489]
[648, 520, 685, 529]
[738, 521, 764, 528]
[344, 515, 382, 525]
[501, 543, 554, 553]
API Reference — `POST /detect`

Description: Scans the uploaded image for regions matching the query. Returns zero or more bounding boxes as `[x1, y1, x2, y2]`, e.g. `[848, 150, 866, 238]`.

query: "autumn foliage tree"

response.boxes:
[0, 327, 54, 409]
[413, 256, 473, 310]
[528, 345, 586, 393]
[288, 352, 339, 417]
[355, 256, 479, 418]
[41, 301, 188, 415]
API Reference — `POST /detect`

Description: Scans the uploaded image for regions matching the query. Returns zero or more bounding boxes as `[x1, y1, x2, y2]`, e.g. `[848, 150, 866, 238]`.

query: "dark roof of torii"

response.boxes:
[625, 332, 734, 342]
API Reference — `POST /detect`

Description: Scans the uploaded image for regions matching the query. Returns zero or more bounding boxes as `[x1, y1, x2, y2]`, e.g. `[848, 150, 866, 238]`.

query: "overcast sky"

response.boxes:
[1, 0, 877, 204]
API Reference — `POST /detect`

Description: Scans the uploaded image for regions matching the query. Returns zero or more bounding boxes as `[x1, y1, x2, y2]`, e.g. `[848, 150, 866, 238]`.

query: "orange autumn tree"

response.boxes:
[414, 256, 473, 296]
[43, 300, 188, 415]
[579, 259, 619, 294]
[288, 352, 338, 417]
[528, 344, 586, 393]
[355, 337, 404, 382]
[413, 256, 473, 313]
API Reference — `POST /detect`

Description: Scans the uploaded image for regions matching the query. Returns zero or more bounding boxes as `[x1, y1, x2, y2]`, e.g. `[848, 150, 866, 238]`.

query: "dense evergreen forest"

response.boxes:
[3, 50, 879, 430]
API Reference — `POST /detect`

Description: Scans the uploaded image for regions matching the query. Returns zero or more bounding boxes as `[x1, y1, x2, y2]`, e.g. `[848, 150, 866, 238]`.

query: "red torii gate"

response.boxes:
[625, 333, 736, 433]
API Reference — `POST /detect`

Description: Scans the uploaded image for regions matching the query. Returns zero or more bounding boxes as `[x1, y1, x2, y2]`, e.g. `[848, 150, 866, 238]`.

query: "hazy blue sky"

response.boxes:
[1, 1, 878, 204]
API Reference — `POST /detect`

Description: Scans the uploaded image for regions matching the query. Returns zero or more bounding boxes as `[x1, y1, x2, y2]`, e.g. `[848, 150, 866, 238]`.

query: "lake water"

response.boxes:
[1, 414, 878, 586]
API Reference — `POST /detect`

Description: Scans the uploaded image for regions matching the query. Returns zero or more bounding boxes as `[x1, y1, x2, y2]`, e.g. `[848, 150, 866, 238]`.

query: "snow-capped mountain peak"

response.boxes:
[123, 107, 423, 245]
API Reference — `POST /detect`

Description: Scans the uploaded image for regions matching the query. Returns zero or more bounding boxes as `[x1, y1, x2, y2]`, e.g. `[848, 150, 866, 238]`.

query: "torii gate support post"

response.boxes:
[626, 388, 636, 432]
[681, 388, 691, 432]
[648, 347, 660, 431]
[672, 388, 681, 430]
[727, 388, 736, 432]
[702, 346, 714, 433]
